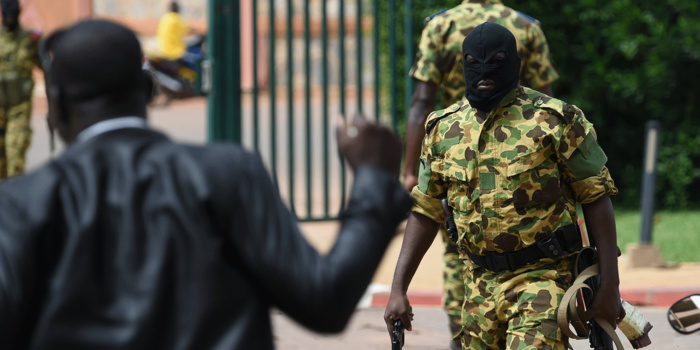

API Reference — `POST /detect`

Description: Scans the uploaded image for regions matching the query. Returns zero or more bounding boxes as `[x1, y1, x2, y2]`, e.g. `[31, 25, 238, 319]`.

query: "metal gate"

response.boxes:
[208, 0, 413, 221]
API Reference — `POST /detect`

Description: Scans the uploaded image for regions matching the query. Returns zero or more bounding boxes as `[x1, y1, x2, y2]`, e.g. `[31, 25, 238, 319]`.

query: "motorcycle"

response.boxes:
[144, 34, 207, 105]
[668, 294, 700, 334]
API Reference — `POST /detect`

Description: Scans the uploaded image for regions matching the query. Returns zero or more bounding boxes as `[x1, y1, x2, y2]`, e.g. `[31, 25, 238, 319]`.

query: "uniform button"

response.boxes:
[549, 245, 555, 251]
[452, 105, 459, 111]
[553, 250, 559, 255]
[535, 100, 543, 106]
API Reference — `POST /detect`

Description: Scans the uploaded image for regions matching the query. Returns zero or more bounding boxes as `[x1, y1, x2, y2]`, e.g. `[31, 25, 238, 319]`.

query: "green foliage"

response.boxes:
[507, 0, 700, 208]
[376, 0, 700, 208]
[657, 131, 700, 209]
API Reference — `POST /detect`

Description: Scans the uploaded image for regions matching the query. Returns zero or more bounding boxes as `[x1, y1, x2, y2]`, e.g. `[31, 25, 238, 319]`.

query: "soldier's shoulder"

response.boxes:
[426, 99, 468, 134]
[521, 87, 581, 124]
[490, 5, 542, 32]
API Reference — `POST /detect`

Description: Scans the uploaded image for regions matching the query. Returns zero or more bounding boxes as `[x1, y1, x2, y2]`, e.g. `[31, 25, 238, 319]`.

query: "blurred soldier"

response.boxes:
[397, 2, 559, 348]
[386, 22, 623, 349]
[0, 0, 42, 180]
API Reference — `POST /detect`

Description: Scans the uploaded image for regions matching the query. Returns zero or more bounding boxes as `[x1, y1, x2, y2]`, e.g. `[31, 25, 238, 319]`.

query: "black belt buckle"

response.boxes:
[537, 233, 564, 259]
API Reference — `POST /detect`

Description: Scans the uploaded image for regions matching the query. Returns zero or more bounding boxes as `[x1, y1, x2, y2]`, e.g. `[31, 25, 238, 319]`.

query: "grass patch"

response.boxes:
[612, 209, 700, 263]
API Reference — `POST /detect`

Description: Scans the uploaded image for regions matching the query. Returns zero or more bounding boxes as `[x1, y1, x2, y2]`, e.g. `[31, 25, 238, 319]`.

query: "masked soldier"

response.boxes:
[385, 22, 625, 349]
[397, 2, 559, 348]
[0, 0, 41, 180]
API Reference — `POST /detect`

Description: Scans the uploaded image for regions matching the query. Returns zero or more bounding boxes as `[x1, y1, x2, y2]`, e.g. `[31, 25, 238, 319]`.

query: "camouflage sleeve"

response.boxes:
[520, 23, 559, 89]
[409, 19, 444, 85]
[557, 107, 618, 203]
[410, 111, 448, 223]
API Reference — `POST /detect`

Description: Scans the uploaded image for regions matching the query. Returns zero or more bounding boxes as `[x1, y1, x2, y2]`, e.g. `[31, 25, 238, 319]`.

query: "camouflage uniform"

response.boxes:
[410, 86, 617, 349]
[0, 26, 39, 180]
[409, 0, 560, 339]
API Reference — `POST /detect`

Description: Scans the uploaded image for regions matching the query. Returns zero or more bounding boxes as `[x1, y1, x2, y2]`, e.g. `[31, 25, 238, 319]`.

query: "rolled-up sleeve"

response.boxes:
[558, 108, 618, 203]
[410, 112, 448, 223]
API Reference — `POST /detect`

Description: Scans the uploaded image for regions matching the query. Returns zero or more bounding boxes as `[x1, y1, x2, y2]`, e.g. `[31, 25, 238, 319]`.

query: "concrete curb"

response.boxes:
[363, 285, 700, 309]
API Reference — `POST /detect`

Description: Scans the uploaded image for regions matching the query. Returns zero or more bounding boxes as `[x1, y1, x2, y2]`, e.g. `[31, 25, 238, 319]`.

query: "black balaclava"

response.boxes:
[1, 0, 20, 31]
[462, 22, 521, 112]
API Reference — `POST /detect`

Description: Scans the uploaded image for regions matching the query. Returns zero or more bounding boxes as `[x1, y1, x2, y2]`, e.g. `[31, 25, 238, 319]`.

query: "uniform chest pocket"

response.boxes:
[432, 159, 472, 212]
[506, 149, 562, 210]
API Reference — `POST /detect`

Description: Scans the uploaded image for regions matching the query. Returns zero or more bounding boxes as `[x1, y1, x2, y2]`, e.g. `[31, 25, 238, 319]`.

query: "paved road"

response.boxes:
[273, 306, 693, 350]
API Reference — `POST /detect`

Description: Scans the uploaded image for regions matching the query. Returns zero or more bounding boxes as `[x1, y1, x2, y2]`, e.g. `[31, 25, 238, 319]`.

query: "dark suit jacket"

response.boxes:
[0, 128, 411, 349]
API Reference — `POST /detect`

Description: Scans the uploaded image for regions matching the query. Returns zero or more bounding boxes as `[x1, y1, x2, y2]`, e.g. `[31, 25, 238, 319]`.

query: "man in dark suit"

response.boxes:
[0, 20, 411, 349]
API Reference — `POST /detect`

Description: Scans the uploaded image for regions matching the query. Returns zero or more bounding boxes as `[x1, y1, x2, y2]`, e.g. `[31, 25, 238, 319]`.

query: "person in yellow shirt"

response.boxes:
[157, 1, 189, 60]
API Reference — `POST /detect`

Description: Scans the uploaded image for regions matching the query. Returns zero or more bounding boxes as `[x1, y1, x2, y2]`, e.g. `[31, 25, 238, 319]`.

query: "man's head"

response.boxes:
[1, 0, 20, 31]
[170, 1, 180, 13]
[462, 22, 521, 112]
[44, 20, 148, 143]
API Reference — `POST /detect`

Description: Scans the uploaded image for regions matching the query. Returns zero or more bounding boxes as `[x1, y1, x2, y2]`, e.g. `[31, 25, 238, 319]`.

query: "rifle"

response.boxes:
[563, 225, 652, 349]
[576, 247, 615, 350]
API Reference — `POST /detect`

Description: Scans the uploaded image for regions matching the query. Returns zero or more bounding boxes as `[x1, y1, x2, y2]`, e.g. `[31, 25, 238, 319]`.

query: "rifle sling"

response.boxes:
[557, 249, 625, 349]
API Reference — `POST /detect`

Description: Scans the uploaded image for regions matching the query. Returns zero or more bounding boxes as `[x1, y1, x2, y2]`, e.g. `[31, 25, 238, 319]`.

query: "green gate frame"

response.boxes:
[208, 0, 413, 221]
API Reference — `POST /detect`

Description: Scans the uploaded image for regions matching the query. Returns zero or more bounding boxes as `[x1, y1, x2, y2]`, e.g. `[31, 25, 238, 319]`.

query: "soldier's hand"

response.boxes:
[384, 292, 413, 339]
[585, 284, 626, 329]
[336, 113, 401, 176]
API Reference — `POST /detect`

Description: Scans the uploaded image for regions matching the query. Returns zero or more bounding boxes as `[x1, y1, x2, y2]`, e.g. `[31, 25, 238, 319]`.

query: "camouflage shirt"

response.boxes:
[410, 87, 617, 255]
[410, 0, 559, 107]
[0, 26, 40, 106]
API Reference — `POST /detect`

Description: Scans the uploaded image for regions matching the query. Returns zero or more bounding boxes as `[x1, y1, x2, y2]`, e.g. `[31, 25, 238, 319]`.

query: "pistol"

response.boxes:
[392, 319, 404, 350]
[392, 305, 411, 349]
[441, 198, 458, 243]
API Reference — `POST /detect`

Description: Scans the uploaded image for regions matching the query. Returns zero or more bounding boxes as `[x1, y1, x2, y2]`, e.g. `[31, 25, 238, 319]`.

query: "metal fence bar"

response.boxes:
[403, 0, 413, 122]
[304, 0, 312, 216]
[356, 0, 363, 114]
[268, 0, 278, 185]
[339, 0, 347, 213]
[252, 0, 259, 152]
[322, 0, 330, 216]
[389, 0, 397, 130]
[287, 0, 296, 216]
[373, 0, 379, 122]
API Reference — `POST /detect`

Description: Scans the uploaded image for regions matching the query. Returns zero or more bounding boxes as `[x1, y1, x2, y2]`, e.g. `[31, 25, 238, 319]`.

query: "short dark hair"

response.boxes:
[46, 20, 144, 101]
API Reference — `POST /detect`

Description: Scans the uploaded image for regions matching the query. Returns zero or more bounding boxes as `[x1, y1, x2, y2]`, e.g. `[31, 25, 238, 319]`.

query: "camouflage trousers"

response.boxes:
[0, 100, 33, 180]
[441, 227, 466, 343]
[461, 255, 576, 350]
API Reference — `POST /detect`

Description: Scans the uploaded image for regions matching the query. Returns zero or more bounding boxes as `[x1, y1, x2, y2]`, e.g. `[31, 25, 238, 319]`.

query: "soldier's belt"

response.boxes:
[465, 223, 582, 272]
